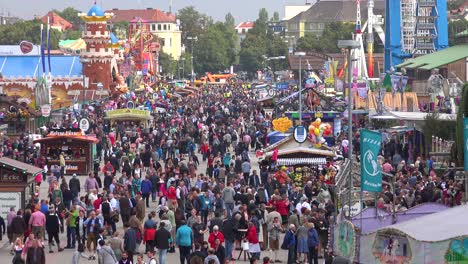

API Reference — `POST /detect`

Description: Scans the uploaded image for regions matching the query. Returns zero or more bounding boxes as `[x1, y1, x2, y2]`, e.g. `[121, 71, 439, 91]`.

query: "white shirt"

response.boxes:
[295, 201, 311, 216]
[110, 198, 118, 210]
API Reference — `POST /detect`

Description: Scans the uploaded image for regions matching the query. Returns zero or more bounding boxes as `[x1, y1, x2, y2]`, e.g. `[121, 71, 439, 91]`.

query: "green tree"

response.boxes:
[0, 19, 61, 49]
[258, 8, 269, 25]
[295, 22, 354, 53]
[239, 34, 267, 72]
[448, 20, 468, 45]
[177, 52, 192, 79]
[159, 52, 177, 77]
[271, 11, 280, 22]
[54, 7, 82, 29]
[455, 84, 468, 165]
[225, 13, 235, 28]
[112, 21, 129, 40]
[177, 6, 213, 48]
[63, 30, 82, 40]
[194, 22, 233, 73]
[423, 112, 456, 152]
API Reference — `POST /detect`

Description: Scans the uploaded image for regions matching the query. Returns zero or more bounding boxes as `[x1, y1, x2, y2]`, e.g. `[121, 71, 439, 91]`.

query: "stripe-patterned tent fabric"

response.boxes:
[276, 157, 327, 166]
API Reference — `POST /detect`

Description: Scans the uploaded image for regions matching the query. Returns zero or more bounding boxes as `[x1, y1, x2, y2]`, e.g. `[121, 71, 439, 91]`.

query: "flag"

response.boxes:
[360, 129, 382, 192]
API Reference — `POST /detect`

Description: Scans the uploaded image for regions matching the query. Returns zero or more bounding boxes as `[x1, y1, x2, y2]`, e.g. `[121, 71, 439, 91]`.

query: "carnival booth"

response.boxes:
[0, 157, 43, 219]
[105, 108, 153, 129]
[333, 203, 463, 263]
[33, 128, 99, 175]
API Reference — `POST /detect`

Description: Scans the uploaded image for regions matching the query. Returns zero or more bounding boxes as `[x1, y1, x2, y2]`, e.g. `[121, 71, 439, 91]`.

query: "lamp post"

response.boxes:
[338, 40, 360, 218]
[295, 52, 306, 125]
[187, 36, 198, 85]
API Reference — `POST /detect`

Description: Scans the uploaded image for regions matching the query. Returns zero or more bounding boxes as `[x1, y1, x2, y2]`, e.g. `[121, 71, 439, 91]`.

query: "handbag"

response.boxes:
[242, 240, 249, 251]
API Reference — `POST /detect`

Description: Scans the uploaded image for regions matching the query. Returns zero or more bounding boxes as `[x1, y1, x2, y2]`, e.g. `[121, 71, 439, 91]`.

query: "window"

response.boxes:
[242, 28, 246, 34]
[158, 24, 161, 31]
[318, 23, 324, 29]
[163, 24, 167, 31]
[151, 24, 156, 31]
[168, 24, 171, 30]
[310, 23, 316, 30]
[169, 38, 172, 47]
[160, 38, 165, 47]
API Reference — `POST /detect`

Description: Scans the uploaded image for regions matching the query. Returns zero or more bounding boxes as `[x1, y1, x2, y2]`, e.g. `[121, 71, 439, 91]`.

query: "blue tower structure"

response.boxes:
[384, 0, 448, 71]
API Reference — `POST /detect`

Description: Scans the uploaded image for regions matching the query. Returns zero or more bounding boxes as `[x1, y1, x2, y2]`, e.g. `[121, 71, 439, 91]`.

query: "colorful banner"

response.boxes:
[361, 129, 382, 192]
[464, 118, 468, 170]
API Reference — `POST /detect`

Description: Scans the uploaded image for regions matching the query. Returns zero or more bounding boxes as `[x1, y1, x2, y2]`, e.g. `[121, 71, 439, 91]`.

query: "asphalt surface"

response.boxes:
[0, 152, 327, 263]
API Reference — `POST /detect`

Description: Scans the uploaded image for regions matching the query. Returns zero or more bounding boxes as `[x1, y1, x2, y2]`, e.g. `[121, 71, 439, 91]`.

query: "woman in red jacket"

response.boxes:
[272, 194, 290, 225]
[246, 221, 261, 260]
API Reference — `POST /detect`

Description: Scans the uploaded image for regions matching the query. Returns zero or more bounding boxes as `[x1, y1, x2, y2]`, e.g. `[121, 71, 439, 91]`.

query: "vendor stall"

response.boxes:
[105, 108, 153, 128]
[0, 157, 43, 219]
[33, 128, 99, 175]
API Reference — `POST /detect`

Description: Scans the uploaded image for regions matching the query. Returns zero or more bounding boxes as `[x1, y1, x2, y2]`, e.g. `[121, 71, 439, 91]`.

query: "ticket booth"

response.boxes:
[0, 157, 43, 219]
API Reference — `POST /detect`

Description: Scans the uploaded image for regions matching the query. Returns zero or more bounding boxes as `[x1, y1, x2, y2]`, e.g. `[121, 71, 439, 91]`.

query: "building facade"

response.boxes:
[108, 8, 182, 59]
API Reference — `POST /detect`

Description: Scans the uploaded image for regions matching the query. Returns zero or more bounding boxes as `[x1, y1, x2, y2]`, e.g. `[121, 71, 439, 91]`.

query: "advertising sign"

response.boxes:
[0, 192, 21, 220]
[360, 129, 382, 192]
[41, 104, 51, 117]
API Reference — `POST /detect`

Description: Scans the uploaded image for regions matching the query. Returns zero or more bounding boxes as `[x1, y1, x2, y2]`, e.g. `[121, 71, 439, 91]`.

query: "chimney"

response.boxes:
[147, 8, 153, 10]
[112, 8, 119, 10]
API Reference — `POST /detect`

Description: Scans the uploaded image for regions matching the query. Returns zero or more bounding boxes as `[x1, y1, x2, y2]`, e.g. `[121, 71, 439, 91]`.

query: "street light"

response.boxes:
[187, 36, 198, 85]
[294, 51, 306, 125]
[337, 39, 360, 218]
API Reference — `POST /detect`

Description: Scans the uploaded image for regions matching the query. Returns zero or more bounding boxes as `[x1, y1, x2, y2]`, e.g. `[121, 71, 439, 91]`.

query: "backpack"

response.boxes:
[102, 202, 111, 216]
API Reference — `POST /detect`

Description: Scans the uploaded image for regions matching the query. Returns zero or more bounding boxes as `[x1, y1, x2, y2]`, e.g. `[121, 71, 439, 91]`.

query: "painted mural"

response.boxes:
[333, 220, 356, 260]
[445, 238, 468, 264]
[372, 233, 412, 264]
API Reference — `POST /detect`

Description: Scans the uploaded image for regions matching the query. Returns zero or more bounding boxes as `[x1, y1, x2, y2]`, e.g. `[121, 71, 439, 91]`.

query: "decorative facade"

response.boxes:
[78, 4, 116, 91]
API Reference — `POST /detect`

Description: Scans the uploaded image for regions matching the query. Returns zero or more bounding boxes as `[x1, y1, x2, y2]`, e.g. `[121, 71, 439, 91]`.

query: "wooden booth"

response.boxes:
[105, 109, 153, 129]
[34, 128, 99, 175]
[0, 157, 43, 219]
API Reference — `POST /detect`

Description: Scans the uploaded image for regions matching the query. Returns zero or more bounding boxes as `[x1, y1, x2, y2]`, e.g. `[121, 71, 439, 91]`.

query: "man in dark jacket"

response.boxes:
[69, 174, 81, 200]
[45, 205, 64, 253]
[154, 222, 171, 264]
[0, 215, 5, 241]
[10, 209, 26, 245]
[123, 224, 138, 263]
[119, 193, 132, 225]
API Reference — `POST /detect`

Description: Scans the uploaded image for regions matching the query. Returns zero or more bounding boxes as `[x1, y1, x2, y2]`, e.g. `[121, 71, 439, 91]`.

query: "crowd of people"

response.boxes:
[0, 81, 465, 264]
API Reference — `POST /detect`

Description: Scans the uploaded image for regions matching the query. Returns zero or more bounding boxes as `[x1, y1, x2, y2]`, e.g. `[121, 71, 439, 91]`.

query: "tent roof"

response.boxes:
[0, 55, 82, 78]
[377, 204, 468, 242]
[371, 111, 456, 121]
[397, 45, 468, 70]
[0, 157, 44, 175]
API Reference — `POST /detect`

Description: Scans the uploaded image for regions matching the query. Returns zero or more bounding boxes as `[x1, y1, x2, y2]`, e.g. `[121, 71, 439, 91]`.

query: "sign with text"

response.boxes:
[0, 192, 21, 220]
[106, 109, 151, 117]
[360, 129, 382, 192]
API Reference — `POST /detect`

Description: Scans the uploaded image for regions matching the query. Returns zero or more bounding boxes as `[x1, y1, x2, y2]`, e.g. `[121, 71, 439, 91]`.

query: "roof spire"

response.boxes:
[94, 0, 97, 5]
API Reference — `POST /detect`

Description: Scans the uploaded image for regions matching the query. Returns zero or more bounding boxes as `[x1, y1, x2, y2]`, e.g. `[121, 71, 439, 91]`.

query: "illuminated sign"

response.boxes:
[106, 109, 151, 117]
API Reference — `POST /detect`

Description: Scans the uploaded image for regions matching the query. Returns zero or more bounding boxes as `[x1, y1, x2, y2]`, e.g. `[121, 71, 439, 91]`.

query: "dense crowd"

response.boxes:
[0, 82, 464, 264]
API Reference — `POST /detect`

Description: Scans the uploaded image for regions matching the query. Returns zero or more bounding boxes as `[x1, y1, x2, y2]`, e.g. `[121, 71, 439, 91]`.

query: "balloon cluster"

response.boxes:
[308, 118, 332, 148]
[272, 117, 293, 133]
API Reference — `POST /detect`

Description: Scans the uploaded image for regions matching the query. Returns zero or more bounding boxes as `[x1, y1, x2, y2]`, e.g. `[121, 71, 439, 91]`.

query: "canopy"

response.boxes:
[371, 111, 456, 121]
[397, 45, 468, 70]
[377, 204, 468, 242]
[34, 135, 99, 144]
[105, 109, 152, 121]
[59, 39, 86, 55]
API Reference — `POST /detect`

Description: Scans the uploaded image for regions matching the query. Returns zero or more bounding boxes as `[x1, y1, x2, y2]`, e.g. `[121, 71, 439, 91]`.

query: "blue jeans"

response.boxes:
[225, 240, 234, 260]
[159, 248, 167, 264]
[67, 226, 76, 247]
[225, 202, 234, 218]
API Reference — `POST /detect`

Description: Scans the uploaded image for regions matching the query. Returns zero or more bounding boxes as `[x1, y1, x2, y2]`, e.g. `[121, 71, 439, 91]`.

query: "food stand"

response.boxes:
[33, 128, 99, 175]
[105, 108, 153, 129]
[0, 157, 43, 219]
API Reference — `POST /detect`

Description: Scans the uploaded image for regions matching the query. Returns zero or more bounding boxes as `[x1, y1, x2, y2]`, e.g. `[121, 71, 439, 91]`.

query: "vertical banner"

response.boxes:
[361, 129, 382, 192]
[464, 118, 468, 170]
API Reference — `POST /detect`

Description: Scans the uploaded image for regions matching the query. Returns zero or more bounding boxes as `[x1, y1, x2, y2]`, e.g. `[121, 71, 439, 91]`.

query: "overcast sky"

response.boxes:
[2, 0, 310, 23]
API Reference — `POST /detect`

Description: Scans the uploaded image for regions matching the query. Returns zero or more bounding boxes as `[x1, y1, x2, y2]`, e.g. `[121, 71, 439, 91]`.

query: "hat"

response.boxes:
[72, 173, 77, 177]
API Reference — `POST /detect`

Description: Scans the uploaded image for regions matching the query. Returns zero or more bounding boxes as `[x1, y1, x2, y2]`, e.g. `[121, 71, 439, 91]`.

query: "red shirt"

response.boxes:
[208, 231, 225, 248]
[274, 200, 288, 216]
[167, 186, 177, 200]
[93, 198, 102, 210]
[246, 225, 258, 244]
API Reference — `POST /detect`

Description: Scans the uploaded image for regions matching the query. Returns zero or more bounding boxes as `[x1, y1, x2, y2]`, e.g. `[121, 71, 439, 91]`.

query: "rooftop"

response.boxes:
[235, 21, 255, 29]
[108, 8, 176, 23]
[397, 44, 468, 70]
[41, 12, 73, 30]
[288, 0, 385, 23]
[0, 157, 43, 175]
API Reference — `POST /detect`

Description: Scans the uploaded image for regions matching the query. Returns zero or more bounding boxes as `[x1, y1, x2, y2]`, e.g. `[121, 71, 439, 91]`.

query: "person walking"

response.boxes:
[45, 205, 64, 253]
[69, 174, 81, 200]
[123, 224, 138, 264]
[155, 222, 171, 264]
[283, 224, 296, 264]
[25, 239, 46, 264]
[267, 216, 283, 262]
[140, 176, 153, 208]
[84, 210, 101, 260]
[221, 182, 235, 218]
[307, 223, 319, 264]
[135, 193, 146, 223]
[28, 208, 45, 243]
[176, 220, 193, 264]
[65, 205, 79, 248]
[98, 239, 118, 264]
